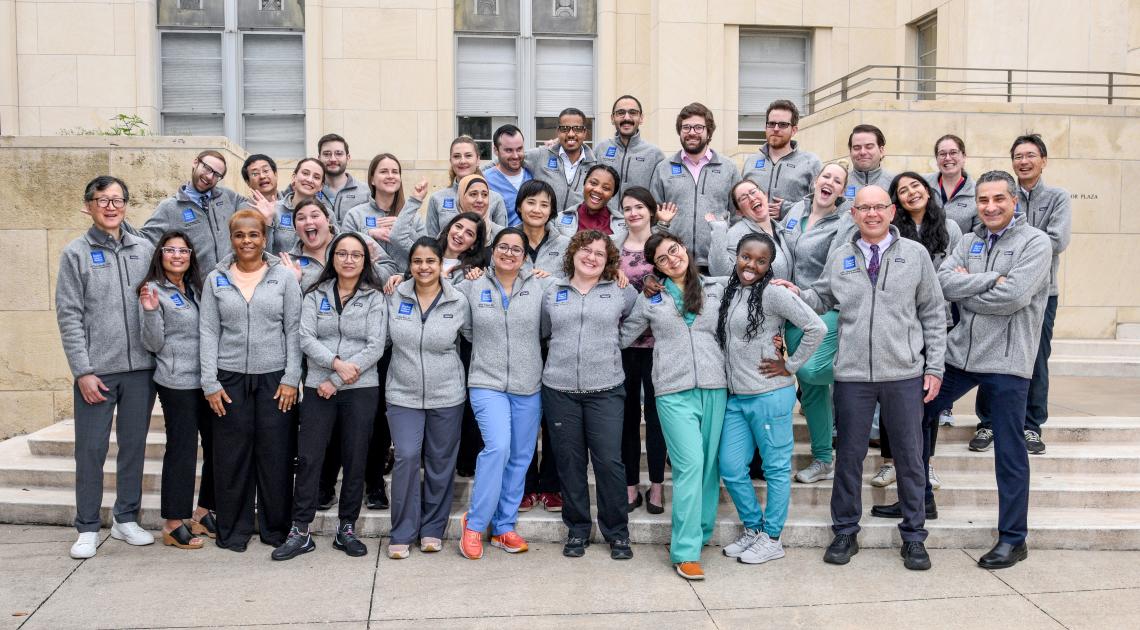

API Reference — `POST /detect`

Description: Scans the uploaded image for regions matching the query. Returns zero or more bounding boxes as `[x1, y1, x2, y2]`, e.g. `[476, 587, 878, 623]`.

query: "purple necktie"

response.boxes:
[867, 244, 881, 285]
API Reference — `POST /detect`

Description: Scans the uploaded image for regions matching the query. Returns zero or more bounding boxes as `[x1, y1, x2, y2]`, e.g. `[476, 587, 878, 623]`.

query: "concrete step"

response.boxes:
[1050, 340, 1140, 377]
[1051, 339, 1140, 359]
[2, 486, 1137, 551]
[1118, 323, 1140, 341]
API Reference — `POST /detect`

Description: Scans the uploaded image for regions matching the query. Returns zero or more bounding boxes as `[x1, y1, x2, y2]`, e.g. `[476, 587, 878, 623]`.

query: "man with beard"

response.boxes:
[524, 107, 598, 212]
[649, 102, 740, 271]
[846, 124, 895, 197]
[317, 133, 372, 225]
[741, 100, 822, 220]
[594, 95, 665, 211]
[484, 124, 532, 226]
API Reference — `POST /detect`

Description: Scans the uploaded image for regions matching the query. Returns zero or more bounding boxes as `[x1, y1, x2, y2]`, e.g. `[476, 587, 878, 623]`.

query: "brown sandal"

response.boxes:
[163, 524, 204, 549]
[189, 512, 217, 539]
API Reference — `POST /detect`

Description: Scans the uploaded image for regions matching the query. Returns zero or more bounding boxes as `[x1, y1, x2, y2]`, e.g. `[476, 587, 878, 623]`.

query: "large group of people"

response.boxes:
[56, 95, 1071, 581]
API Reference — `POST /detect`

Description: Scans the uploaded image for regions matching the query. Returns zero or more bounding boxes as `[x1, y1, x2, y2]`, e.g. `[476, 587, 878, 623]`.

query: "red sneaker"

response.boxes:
[540, 492, 564, 512]
[518, 493, 539, 512]
[490, 530, 529, 554]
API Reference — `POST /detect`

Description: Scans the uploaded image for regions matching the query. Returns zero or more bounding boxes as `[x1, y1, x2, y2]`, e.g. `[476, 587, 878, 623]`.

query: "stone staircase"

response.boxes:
[1, 410, 1138, 550]
[1049, 326, 1140, 378]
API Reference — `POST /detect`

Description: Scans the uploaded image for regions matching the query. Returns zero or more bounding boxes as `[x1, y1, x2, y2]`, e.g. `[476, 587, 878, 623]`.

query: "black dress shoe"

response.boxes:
[366, 483, 390, 510]
[563, 536, 589, 558]
[901, 541, 931, 570]
[627, 491, 643, 513]
[978, 541, 1028, 569]
[870, 500, 938, 520]
[645, 489, 664, 515]
[823, 533, 859, 565]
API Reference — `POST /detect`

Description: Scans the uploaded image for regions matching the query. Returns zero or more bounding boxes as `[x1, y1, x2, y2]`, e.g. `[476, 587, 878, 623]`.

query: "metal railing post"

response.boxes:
[1108, 72, 1114, 104]
[1007, 69, 1013, 102]
[896, 66, 901, 100]
[841, 77, 848, 102]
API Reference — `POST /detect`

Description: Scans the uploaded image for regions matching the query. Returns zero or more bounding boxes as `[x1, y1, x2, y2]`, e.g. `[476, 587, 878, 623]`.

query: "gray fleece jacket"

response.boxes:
[285, 236, 398, 292]
[143, 185, 250, 272]
[847, 166, 895, 198]
[522, 229, 572, 276]
[541, 278, 638, 392]
[1017, 177, 1071, 296]
[649, 150, 742, 266]
[524, 144, 599, 212]
[268, 191, 303, 256]
[619, 276, 728, 396]
[721, 283, 826, 395]
[741, 141, 823, 219]
[800, 226, 947, 382]
[342, 197, 423, 267]
[925, 172, 977, 233]
[321, 174, 373, 226]
[938, 220, 1052, 379]
[198, 253, 303, 395]
[300, 279, 388, 391]
[708, 219, 791, 280]
[56, 227, 156, 378]
[140, 279, 201, 390]
[458, 271, 551, 396]
[780, 195, 855, 289]
[385, 280, 470, 409]
[424, 184, 509, 238]
[552, 205, 629, 248]
[594, 132, 666, 210]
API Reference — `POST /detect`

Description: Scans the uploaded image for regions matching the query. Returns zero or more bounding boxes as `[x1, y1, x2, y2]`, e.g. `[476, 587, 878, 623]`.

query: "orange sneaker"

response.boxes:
[459, 513, 483, 560]
[490, 530, 529, 554]
[674, 561, 705, 581]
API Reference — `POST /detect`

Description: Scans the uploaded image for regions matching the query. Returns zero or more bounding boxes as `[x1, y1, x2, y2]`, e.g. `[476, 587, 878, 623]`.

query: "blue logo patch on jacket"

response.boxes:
[560, 214, 574, 225]
[216, 276, 230, 287]
[671, 164, 683, 176]
[843, 256, 857, 271]
[280, 214, 293, 227]
[398, 301, 414, 316]
[90, 251, 106, 265]
[181, 208, 196, 223]
[443, 198, 455, 209]
[785, 218, 798, 230]
[605, 146, 617, 158]
[555, 289, 568, 303]
[298, 257, 309, 267]
[480, 289, 493, 303]
[845, 185, 856, 198]
[649, 293, 663, 304]
[970, 241, 985, 255]
[170, 293, 186, 307]
[365, 216, 377, 228]
[754, 158, 766, 168]
[319, 297, 331, 312]
[547, 157, 559, 169]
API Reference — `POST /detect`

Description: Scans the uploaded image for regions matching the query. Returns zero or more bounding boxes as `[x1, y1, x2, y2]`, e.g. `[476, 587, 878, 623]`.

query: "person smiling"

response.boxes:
[525, 107, 599, 211]
[595, 95, 665, 206]
[342, 152, 430, 271]
[269, 158, 327, 256]
[708, 179, 791, 279]
[925, 135, 976, 233]
[619, 234, 728, 581]
[280, 198, 397, 292]
[484, 124, 533, 226]
[423, 136, 509, 237]
[741, 100, 823, 221]
[316, 133, 373, 225]
[552, 164, 628, 243]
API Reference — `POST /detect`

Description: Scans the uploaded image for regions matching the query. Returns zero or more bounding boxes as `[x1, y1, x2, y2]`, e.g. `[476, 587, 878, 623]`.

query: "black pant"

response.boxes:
[542, 385, 628, 542]
[156, 385, 215, 520]
[323, 350, 395, 497]
[620, 347, 666, 485]
[293, 386, 378, 526]
[831, 378, 928, 543]
[524, 347, 561, 494]
[456, 339, 483, 473]
[212, 370, 297, 549]
[975, 294, 1057, 434]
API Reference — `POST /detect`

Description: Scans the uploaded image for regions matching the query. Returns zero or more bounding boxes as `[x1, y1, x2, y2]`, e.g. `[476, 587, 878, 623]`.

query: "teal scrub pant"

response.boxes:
[654, 387, 727, 563]
[784, 309, 839, 464]
[719, 386, 797, 539]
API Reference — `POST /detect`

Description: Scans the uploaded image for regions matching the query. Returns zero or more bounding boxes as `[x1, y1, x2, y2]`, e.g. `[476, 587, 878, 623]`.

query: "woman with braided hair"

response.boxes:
[716, 232, 826, 566]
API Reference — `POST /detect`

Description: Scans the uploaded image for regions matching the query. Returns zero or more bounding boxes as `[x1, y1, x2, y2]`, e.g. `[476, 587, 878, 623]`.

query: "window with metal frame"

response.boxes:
[738, 30, 809, 145]
[914, 14, 937, 101]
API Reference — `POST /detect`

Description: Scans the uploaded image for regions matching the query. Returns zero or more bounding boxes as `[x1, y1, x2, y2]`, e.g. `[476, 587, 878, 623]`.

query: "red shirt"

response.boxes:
[576, 203, 613, 235]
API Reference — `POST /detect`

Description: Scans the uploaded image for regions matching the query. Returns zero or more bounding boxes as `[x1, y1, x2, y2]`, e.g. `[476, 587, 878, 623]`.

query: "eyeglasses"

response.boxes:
[1012, 152, 1041, 162]
[92, 197, 126, 209]
[320, 150, 347, 159]
[735, 188, 764, 202]
[654, 243, 684, 266]
[334, 250, 365, 262]
[680, 124, 707, 133]
[765, 121, 792, 129]
[161, 246, 193, 256]
[494, 244, 524, 256]
[937, 150, 962, 159]
[557, 125, 587, 134]
[853, 203, 892, 214]
[198, 162, 225, 180]
[247, 168, 274, 178]
[613, 109, 641, 117]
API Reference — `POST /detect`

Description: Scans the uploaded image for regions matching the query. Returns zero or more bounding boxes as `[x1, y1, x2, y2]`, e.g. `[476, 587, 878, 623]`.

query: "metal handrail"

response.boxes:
[803, 65, 1140, 115]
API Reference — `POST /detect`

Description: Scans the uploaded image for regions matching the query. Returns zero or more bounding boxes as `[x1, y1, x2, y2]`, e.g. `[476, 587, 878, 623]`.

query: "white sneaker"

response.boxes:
[795, 459, 834, 483]
[70, 531, 99, 559]
[110, 519, 155, 546]
[928, 464, 942, 491]
[870, 464, 896, 487]
[739, 533, 785, 565]
[723, 527, 762, 558]
[938, 409, 955, 427]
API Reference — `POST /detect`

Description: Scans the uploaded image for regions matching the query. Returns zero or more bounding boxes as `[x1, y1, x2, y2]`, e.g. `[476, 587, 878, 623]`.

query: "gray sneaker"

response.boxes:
[968, 427, 995, 452]
[938, 409, 955, 427]
[739, 533, 785, 565]
[795, 459, 834, 483]
[723, 527, 762, 558]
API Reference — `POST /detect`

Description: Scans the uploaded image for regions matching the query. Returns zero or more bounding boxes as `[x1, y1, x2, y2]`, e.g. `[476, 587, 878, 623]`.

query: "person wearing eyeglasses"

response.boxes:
[649, 102, 741, 272]
[525, 107, 599, 211]
[138, 231, 215, 551]
[199, 209, 302, 552]
[272, 232, 388, 561]
[316, 134, 373, 225]
[142, 150, 252, 271]
[241, 154, 281, 209]
[741, 100, 822, 221]
[775, 185, 946, 572]
[57, 176, 157, 559]
[268, 158, 327, 256]
[595, 95, 665, 209]
[847, 124, 896, 196]
[707, 180, 791, 280]
[925, 135, 977, 233]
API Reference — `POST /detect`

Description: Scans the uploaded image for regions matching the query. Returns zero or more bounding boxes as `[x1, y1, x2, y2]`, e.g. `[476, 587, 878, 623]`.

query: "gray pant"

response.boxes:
[831, 378, 927, 542]
[386, 403, 464, 545]
[73, 370, 156, 533]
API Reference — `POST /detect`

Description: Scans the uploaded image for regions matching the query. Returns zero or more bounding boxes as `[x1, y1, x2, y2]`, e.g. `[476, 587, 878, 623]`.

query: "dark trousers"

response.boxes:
[832, 378, 928, 542]
[156, 385, 215, 520]
[293, 386, 378, 527]
[322, 351, 394, 497]
[524, 346, 560, 494]
[620, 347, 666, 485]
[927, 365, 1030, 544]
[73, 370, 156, 532]
[456, 339, 484, 474]
[387, 403, 464, 544]
[975, 295, 1056, 434]
[212, 370, 297, 549]
[542, 385, 629, 542]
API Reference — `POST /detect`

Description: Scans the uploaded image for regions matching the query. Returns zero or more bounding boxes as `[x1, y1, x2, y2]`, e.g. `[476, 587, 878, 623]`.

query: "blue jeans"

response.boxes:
[466, 388, 543, 535]
[719, 386, 796, 539]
